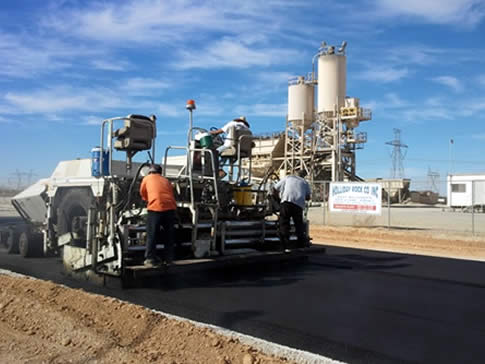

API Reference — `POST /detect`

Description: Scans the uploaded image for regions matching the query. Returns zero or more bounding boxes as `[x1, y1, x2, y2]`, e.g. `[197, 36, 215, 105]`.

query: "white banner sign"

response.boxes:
[329, 182, 382, 215]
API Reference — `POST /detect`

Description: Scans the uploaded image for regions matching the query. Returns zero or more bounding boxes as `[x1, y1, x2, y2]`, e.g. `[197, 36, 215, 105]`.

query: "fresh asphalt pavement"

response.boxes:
[1, 240, 485, 364]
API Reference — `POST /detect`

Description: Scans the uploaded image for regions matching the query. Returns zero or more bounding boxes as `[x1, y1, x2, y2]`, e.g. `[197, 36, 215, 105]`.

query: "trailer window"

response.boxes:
[451, 183, 466, 193]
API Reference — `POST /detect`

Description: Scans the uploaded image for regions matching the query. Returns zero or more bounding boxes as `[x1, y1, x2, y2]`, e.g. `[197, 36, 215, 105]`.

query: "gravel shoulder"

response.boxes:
[0, 273, 301, 364]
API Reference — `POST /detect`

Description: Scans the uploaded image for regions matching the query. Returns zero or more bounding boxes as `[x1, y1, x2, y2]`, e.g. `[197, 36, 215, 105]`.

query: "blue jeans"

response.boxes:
[145, 210, 175, 263]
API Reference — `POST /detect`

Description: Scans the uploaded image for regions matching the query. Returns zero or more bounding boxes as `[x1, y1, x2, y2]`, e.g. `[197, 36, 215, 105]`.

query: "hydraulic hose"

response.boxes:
[120, 161, 150, 211]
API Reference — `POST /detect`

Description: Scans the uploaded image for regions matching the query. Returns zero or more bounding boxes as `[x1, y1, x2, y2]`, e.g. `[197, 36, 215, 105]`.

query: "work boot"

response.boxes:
[298, 238, 311, 248]
[144, 258, 162, 268]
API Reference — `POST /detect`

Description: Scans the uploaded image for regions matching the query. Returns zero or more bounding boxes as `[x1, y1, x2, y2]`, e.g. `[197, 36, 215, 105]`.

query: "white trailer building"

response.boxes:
[447, 174, 485, 208]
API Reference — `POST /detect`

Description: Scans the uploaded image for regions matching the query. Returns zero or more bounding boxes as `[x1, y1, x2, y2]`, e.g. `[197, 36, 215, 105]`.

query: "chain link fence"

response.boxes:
[308, 179, 485, 236]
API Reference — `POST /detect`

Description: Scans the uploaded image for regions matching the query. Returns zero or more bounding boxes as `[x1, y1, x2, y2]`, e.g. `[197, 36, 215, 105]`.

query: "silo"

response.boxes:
[288, 76, 314, 130]
[317, 53, 346, 113]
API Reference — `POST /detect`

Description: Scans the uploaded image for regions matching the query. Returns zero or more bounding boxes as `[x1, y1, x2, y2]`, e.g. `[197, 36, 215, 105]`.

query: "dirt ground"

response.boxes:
[310, 225, 485, 262]
[0, 273, 297, 364]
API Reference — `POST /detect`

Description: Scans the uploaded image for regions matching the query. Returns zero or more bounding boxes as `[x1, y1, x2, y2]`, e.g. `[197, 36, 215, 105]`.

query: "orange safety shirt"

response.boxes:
[140, 174, 177, 212]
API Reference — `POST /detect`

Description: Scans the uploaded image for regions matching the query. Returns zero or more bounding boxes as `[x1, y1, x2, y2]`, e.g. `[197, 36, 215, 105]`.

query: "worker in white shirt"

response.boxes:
[272, 170, 311, 252]
[209, 116, 251, 154]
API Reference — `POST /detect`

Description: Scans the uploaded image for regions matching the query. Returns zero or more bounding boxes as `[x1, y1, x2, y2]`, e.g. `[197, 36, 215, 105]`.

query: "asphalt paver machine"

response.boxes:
[8, 102, 316, 284]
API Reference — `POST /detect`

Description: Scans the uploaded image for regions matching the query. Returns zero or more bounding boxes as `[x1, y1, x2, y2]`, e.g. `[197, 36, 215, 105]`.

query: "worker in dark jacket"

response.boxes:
[140, 164, 177, 267]
[272, 170, 311, 252]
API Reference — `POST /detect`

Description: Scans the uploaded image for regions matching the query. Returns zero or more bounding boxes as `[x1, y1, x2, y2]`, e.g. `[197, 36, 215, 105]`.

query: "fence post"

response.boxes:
[323, 182, 327, 226]
[472, 180, 475, 236]
[387, 181, 391, 229]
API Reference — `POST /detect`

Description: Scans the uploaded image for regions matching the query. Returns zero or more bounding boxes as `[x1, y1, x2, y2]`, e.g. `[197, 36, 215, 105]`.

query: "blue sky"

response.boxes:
[1, 0, 485, 190]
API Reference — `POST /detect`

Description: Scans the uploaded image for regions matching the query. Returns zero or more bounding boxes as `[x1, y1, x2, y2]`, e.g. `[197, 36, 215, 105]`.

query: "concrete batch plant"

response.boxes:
[250, 41, 372, 182]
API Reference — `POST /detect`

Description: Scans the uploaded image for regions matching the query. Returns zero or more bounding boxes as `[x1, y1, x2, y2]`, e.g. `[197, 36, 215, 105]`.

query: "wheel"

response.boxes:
[57, 188, 94, 239]
[6, 228, 20, 254]
[19, 231, 44, 257]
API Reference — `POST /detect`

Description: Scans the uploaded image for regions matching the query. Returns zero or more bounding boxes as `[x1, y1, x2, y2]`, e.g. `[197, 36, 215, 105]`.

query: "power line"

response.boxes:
[360, 158, 485, 164]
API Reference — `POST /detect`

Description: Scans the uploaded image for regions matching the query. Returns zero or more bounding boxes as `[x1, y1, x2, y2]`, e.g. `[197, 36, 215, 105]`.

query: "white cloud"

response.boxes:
[461, 98, 485, 116]
[82, 115, 104, 125]
[43, 1, 215, 43]
[375, 0, 485, 27]
[472, 133, 485, 141]
[384, 93, 409, 108]
[0, 32, 101, 78]
[39, 1, 305, 71]
[119, 78, 171, 96]
[479, 74, 485, 86]
[401, 108, 455, 122]
[4, 87, 123, 113]
[385, 46, 445, 66]
[357, 67, 409, 83]
[0, 115, 11, 123]
[41, 0, 295, 44]
[175, 38, 299, 69]
[360, 93, 407, 113]
[6, 91, 87, 113]
[370, 94, 459, 122]
[195, 103, 226, 117]
[256, 71, 295, 88]
[235, 103, 286, 117]
[2, 81, 184, 117]
[425, 97, 445, 107]
[383, 45, 485, 70]
[431, 76, 464, 93]
[91, 59, 131, 71]
[158, 103, 182, 118]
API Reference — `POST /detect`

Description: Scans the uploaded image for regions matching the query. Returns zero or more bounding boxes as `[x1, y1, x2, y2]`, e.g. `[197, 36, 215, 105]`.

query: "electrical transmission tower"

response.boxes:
[8, 169, 37, 189]
[427, 167, 440, 193]
[385, 128, 408, 178]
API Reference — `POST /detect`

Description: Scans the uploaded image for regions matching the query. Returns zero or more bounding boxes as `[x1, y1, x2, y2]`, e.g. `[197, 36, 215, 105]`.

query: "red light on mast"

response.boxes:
[186, 99, 196, 110]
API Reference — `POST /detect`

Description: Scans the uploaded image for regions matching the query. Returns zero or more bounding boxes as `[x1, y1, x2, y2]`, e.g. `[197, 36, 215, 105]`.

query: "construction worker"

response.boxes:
[209, 116, 251, 154]
[140, 164, 177, 267]
[272, 170, 311, 252]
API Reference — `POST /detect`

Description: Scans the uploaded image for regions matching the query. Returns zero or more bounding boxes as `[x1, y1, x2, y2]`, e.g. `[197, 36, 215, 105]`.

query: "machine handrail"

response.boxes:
[163, 145, 220, 208]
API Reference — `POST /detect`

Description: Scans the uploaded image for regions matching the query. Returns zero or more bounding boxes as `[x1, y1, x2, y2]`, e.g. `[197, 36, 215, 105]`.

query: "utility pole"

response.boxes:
[448, 138, 454, 175]
[385, 128, 408, 178]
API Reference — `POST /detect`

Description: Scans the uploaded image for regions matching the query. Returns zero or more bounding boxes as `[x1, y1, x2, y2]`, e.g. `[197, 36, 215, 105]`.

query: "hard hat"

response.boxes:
[234, 116, 246, 122]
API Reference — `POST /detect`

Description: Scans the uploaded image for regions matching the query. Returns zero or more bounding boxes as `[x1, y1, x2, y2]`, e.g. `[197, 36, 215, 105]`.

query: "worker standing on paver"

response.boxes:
[272, 170, 311, 252]
[140, 164, 177, 267]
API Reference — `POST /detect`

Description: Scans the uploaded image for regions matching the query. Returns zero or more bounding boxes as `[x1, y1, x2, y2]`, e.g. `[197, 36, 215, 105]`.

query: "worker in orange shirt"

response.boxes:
[140, 164, 177, 267]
